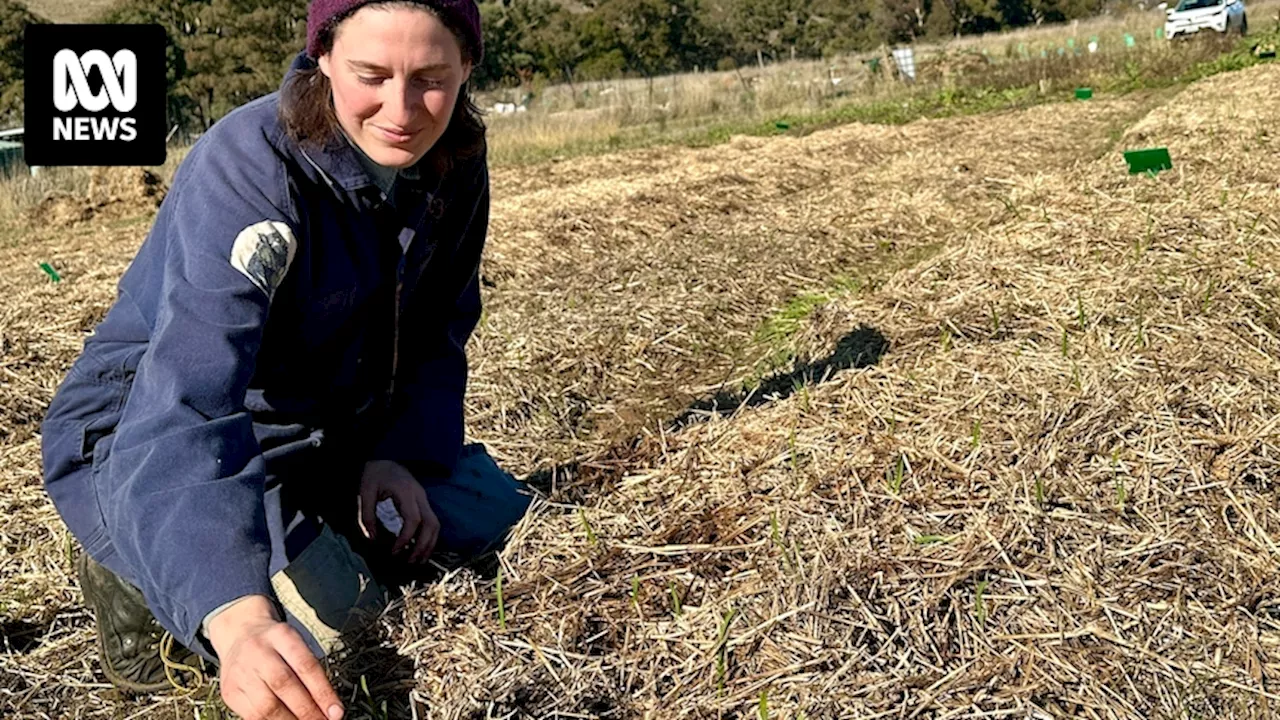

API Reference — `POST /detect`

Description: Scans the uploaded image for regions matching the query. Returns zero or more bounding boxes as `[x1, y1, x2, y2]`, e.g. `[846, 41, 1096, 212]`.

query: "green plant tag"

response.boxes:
[1067, 38, 1076, 48]
[39, 262, 61, 283]
[1156, 27, 1165, 39]
[1075, 87, 1093, 100]
[774, 121, 791, 131]
[1124, 147, 1173, 175]
[1125, 33, 1136, 47]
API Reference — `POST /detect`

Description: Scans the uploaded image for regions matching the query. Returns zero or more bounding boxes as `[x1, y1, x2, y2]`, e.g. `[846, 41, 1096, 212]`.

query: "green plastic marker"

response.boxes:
[1125, 33, 1136, 47]
[1041, 49, 1048, 58]
[774, 121, 791, 131]
[1075, 87, 1093, 100]
[39, 262, 61, 283]
[1067, 38, 1076, 49]
[1124, 147, 1172, 175]
[1156, 27, 1165, 39]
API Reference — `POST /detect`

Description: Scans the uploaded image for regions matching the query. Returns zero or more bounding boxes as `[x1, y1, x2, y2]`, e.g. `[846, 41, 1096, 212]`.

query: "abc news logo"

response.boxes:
[25, 25, 165, 166]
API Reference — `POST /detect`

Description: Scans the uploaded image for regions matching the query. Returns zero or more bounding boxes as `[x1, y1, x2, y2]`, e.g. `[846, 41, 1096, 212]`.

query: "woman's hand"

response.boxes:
[207, 596, 344, 720]
[359, 460, 440, 564]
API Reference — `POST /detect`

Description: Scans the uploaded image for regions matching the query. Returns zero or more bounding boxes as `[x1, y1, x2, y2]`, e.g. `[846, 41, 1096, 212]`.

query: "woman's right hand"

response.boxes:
[207, 596, 344, 720]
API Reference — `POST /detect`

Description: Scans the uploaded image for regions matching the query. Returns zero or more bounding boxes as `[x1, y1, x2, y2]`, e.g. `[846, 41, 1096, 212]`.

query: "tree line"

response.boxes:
[0, 0, 1111, 131]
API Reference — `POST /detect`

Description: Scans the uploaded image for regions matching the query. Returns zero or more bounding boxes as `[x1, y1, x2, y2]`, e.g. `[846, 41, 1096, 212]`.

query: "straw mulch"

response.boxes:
[27, 166, 168, 229]
[2, 63, 1279, 718]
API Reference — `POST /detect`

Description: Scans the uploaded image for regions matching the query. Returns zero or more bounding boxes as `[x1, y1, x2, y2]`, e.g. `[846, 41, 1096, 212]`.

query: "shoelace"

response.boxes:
[159, 631, 206, 693]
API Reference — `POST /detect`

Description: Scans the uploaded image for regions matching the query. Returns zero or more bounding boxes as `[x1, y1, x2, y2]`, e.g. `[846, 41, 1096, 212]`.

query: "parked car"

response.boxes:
[1164, 0, 1248, 38]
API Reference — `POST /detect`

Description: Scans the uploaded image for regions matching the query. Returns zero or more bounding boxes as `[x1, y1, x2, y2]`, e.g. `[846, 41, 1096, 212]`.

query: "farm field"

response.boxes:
[3, 56, 1280, 720]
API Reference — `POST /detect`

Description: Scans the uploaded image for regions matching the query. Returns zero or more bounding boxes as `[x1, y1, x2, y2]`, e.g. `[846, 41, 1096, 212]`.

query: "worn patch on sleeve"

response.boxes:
[230, 220, 298, 299]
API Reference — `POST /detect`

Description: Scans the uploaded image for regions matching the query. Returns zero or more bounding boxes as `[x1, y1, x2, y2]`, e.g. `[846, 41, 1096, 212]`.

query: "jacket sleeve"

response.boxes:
[370, 165, 489, 478]
[99, 139, 298, 647]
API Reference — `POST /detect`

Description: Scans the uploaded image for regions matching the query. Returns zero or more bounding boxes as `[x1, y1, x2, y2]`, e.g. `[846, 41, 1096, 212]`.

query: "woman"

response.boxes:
[39, 2, 530, 719]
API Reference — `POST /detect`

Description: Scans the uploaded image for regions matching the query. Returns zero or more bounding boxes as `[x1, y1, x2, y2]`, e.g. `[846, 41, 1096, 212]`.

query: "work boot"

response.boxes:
[75, 552, 204, 694]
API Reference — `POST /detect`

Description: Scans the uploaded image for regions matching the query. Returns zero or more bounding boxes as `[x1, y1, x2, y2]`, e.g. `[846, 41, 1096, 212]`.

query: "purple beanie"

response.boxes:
[306, 0, 483, 62]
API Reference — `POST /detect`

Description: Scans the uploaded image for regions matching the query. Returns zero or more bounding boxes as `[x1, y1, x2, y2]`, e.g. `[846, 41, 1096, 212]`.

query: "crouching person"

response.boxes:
[39, 2, 530, 718]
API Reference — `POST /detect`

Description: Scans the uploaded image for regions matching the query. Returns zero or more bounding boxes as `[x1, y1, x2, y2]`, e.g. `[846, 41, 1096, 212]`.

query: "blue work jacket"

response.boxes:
[40, 53, 488, 647]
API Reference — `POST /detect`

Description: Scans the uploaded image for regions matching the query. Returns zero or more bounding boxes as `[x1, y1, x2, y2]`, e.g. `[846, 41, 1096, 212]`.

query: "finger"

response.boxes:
[391, 498, 422, 555]
[273, 627, 345, 720]
[358, 481, 379, 541]
[257, 650, 328, 720]
[409, 499, 440, 564]
[234, 674, 298, 720]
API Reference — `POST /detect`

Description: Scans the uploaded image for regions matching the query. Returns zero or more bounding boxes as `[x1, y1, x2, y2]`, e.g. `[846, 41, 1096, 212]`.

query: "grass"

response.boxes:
[484, 9, 1280, 165]
[8, 15, 1280, 719]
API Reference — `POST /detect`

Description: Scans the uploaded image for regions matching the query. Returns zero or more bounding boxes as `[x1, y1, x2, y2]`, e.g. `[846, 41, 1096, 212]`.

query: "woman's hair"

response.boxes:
[279, 0, 486, 176]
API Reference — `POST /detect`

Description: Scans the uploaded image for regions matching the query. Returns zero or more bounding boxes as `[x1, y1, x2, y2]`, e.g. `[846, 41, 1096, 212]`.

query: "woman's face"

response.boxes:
[318, 5, 471, 169]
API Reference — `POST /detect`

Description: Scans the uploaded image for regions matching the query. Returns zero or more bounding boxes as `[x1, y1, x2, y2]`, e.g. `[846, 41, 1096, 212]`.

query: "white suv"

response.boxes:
[1164, 0, 1248, 38]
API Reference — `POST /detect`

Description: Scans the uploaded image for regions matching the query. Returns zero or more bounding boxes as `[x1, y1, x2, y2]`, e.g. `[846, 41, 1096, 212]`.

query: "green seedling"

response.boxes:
[1076, 294, 1087, 329]
[771, 510, 793, 572]
[886, 454, 906, 495]
[670, 581, 683, 618]
[941, 327, 953, 352]
[359, 675, 390, 720]
[579, 508, 598, 546]
[39, 262, 61, 283]
[1034, 475, 1046, 506]
[759, 689, 770, 719]
[971, 419, 982, 450]
[715, 606, 737, 696]
[990, 303, 1001, 333]
[1202, 278, 1215, 313]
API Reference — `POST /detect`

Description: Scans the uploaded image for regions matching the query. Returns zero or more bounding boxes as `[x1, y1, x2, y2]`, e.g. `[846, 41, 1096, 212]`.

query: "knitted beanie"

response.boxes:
[306, 0, 483, 62]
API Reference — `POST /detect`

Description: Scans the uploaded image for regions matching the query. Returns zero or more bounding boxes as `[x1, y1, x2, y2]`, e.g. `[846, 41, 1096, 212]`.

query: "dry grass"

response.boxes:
[480, 2, 1280, 164]
[22, 0, 115, 23]
[4, 58, 1280, 720]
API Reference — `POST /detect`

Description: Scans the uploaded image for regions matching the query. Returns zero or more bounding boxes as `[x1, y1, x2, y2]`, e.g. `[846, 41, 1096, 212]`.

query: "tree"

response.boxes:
[0, 0, 48, 126]
[97, 0, 305, 131]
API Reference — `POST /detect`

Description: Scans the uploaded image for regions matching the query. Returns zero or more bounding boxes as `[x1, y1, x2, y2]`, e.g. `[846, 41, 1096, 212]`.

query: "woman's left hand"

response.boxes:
[358, 460, 440, 564]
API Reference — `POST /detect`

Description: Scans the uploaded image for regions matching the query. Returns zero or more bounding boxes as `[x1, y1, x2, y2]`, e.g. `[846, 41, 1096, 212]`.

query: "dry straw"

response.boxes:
[3, 63, 1280, 719]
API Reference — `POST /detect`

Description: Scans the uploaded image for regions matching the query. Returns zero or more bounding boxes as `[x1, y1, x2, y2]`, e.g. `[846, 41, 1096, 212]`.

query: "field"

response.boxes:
[477, 3, 1280, 164]
[5, 24, 1280, 720]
